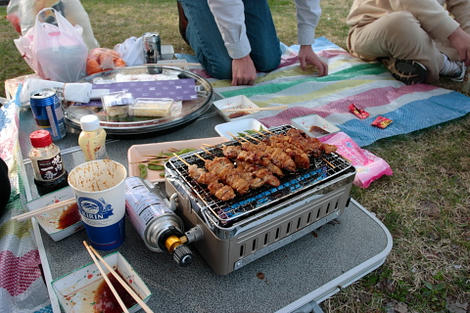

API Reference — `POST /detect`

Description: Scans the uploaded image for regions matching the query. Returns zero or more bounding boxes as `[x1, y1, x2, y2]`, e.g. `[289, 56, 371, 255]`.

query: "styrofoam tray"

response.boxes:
[52, 251, 151, 313]
[128, 136, 229, 182]
[26, 186, 83, 241]
[291, 114, 340, 137]
[214, 118, 266, 139]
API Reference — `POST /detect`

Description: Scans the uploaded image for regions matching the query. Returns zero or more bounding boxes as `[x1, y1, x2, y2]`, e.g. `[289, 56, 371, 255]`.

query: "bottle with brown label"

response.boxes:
[29, 130, 68, 196]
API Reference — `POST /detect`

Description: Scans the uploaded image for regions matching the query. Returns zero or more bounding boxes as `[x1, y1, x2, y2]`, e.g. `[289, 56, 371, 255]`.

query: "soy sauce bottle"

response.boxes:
[29, 130, 68, 196]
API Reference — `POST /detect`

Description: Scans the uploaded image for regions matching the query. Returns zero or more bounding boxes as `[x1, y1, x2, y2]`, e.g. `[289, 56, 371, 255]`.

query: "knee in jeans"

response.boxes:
[205, 58, 232, 79]
[252, 50, 281, 72]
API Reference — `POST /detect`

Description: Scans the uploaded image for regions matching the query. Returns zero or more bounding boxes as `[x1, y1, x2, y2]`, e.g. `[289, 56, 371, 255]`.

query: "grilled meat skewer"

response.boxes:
[187, 164, 236, 201]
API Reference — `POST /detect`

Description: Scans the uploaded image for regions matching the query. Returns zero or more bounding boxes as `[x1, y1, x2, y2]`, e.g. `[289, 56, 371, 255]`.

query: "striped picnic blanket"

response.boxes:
[206, 38, 470, 147]
[0, 99, 52, 313]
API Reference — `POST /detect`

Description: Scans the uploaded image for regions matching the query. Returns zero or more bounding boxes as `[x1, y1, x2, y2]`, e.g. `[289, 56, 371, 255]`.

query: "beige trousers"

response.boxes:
[348, 11, 461, 82]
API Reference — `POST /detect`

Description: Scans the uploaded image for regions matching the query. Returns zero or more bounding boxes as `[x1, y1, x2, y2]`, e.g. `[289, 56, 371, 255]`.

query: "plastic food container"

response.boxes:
[26, 186, 83, 241]
[213, 95, 260, 121]
[291, 114, 340, 137]
[52, 251, 151, 313]
[214, 118, 266, 139]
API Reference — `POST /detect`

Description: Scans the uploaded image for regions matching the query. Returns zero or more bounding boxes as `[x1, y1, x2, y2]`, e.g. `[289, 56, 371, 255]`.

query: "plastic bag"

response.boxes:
[319, 132, 393, 188]
[6, 0, 99, 49]
[114, 36, 145, 66]
[14, 8, 88, 82]
[86, 48, 126, 75]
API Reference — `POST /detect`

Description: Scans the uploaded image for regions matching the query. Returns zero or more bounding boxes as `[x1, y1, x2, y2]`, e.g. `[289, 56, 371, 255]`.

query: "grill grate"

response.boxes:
[166, 125, 353, 225]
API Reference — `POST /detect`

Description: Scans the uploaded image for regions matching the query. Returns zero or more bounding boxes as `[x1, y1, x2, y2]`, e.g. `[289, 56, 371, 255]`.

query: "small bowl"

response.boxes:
[291, 114, 340, 138]
[214, 118, 266, 139]
[213, 95, 260, 121]
[26, 186, 83, 241]
[52, 251, 151, 313]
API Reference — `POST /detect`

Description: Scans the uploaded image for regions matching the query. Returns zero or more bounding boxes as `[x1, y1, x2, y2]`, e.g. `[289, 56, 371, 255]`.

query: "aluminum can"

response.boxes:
[30, 88, 66, 141]
[125, 177, 184, 252]
[143, 32, 161, 63]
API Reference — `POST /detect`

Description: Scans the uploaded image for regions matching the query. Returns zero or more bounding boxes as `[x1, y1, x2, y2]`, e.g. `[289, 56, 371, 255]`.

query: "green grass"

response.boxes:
[1, 1, 469, 312]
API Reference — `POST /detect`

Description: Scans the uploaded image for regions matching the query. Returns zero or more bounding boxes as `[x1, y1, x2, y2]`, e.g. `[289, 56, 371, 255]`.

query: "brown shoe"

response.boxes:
[177, 2, 189, 45]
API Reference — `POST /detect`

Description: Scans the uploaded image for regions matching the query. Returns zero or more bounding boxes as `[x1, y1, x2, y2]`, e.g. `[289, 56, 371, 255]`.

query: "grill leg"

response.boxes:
[293, 301, 324, 313]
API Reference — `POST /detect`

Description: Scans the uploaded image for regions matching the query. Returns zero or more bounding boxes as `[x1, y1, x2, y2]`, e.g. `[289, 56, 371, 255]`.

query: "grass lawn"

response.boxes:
[1, 1, 469, 312]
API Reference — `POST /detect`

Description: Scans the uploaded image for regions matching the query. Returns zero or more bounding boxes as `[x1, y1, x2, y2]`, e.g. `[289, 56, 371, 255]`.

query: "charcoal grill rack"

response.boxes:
[165, 125, 354, 227]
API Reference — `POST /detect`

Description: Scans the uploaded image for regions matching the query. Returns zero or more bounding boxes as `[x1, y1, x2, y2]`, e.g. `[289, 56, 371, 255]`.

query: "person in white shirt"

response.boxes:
[177, 0, 328, 86]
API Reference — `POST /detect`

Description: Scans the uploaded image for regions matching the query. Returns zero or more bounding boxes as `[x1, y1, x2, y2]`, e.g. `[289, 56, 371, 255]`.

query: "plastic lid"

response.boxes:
[30, 130, 52, 148]
[80, 114, 101, 131]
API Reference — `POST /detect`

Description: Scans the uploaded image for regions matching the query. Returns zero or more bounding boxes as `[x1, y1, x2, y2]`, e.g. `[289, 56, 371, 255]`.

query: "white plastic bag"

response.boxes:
[24, 8, 88, 82]
[114, 36, 145, 66]
[7, 0, 99, 49]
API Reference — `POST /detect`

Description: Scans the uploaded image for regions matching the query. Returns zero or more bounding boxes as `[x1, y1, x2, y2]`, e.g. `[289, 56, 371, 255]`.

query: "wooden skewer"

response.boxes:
[172, 153, 191, 167]
[12, 198, 76, 221]
[194, 153, 207, 162]
[85, 242, 154, 313]
[223, 105, 288, 113]
[322, 157, 335, 169]
[200, 146, 213, 155]
[82, 241, 130, 313]
[243, 133, 261, 142]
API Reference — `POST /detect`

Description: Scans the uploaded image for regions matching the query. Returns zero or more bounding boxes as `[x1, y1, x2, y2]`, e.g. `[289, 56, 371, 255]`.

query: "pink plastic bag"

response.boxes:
[14, 8, 88, 82]
[319, 132, 393, 188]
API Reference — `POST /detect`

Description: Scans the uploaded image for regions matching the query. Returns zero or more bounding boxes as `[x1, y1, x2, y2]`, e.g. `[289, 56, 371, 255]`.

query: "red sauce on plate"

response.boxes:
[93, 272, 137, 313]
[58, 203, 81, 229]
[228, 111, 249, 118]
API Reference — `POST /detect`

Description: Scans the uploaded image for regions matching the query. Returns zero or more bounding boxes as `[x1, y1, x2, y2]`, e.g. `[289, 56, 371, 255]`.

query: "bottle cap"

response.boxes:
[80, 114, 101, 132]
[30, 130, 52, 148]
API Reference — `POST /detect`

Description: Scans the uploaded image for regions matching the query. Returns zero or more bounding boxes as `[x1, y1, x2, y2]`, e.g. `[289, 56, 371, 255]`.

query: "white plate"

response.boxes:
[52, 252, 151, 313]
[26, 186, 83, 241]
[213, 95, 260, 121]
[214, 118, 266, 139]
[291, 114, 340, 137]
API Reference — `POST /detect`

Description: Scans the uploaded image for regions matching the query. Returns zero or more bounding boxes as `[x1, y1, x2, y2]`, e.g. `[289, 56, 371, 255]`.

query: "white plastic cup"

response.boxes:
[68, 159, 127, 250]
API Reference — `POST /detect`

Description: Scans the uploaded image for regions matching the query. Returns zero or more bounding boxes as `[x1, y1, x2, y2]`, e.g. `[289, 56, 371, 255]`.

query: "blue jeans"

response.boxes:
[178, 0, 282, 79]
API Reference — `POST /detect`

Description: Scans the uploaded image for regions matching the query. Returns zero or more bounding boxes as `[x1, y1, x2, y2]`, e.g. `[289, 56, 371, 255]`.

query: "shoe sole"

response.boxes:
[388, 59, 428, 85]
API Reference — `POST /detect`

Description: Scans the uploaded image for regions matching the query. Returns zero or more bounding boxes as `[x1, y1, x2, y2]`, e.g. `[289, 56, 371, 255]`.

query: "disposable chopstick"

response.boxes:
[12, 198, 76, 221]
[223, 105, 288, 113]
[87, 243, 154, 313]
[83, 241, 130, 313]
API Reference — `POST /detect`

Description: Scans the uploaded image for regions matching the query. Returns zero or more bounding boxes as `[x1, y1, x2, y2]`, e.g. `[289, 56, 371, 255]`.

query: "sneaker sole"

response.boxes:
[388, 59, 428, 85]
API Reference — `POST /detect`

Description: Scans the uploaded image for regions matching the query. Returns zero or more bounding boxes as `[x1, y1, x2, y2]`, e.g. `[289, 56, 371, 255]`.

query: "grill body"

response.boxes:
[164, 125, 356, 275]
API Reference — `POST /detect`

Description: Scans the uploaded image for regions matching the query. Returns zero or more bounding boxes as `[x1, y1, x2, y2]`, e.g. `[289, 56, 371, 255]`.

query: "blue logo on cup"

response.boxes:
[78, 197, 114, 220]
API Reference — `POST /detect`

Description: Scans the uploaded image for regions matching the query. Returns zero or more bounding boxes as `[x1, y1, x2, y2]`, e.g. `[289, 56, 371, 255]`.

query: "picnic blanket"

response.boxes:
[0, 99, 52, 313]
[190, 37, 470, 147]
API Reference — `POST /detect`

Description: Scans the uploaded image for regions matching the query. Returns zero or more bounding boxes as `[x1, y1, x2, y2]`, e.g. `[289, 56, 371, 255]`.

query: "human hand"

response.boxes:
[231, 55, 257, 86]
[298, 45, 328, 76]
[448, 27, 470, 66]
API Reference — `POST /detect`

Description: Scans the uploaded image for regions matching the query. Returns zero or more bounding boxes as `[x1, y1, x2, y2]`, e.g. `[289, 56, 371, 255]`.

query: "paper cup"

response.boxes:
[68, 159, 127, 250]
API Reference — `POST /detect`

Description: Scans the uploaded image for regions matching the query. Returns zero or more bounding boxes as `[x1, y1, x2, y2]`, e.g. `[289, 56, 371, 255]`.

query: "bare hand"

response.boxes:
[448, 27, 470, 66]
[298, 45, 328, 76]
[232, 55, 257, 86]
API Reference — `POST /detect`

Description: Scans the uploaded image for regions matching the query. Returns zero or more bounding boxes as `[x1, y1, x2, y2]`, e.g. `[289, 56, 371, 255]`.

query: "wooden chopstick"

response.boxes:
[12, 198, 76, 221]
[223, 105, 288, 113]
[83, 241, 130, 313]
[85, 242, 154, 313]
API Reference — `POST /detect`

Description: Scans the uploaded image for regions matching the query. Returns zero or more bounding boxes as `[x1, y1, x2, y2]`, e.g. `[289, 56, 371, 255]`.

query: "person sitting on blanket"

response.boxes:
[346, 0, 470, 85]
[177, 0, 328, 86]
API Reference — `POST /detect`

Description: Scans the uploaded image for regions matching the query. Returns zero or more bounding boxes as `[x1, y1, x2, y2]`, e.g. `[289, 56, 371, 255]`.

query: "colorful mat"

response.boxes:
[0, 99, 52, 313]
[207, 38, 470, 147]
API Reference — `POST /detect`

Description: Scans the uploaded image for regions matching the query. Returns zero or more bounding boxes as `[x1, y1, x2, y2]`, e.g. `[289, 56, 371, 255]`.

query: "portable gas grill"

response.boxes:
[165, 125, 356, 275]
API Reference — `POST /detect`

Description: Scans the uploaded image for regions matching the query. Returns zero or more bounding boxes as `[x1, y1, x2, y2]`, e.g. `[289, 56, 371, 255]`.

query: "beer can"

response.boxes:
[30, 88, 66, 141]
[143, 32, 162, 63]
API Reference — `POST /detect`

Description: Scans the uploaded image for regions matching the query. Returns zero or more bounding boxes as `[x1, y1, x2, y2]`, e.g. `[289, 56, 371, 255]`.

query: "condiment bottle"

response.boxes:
[29, 130, 68, 196]
[78, 115, 108, 161]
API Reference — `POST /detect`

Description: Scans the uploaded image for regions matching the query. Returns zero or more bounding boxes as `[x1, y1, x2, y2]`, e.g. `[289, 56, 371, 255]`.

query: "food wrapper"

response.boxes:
[349, 103, 369, 119]
[319, 132, 393, 188]
[371, 116, 393, 128]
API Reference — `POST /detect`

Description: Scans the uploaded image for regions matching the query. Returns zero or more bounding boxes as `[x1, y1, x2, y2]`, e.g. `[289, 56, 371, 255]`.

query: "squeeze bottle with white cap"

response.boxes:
[78, 114, 108, 161]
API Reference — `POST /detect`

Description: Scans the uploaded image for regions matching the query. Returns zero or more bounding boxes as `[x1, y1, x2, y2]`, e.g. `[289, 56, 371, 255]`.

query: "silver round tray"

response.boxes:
[63, 65, 213, 135]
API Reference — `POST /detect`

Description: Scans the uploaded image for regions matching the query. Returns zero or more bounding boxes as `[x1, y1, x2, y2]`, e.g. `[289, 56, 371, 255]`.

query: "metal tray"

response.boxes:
[63, 65, 213, 135]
